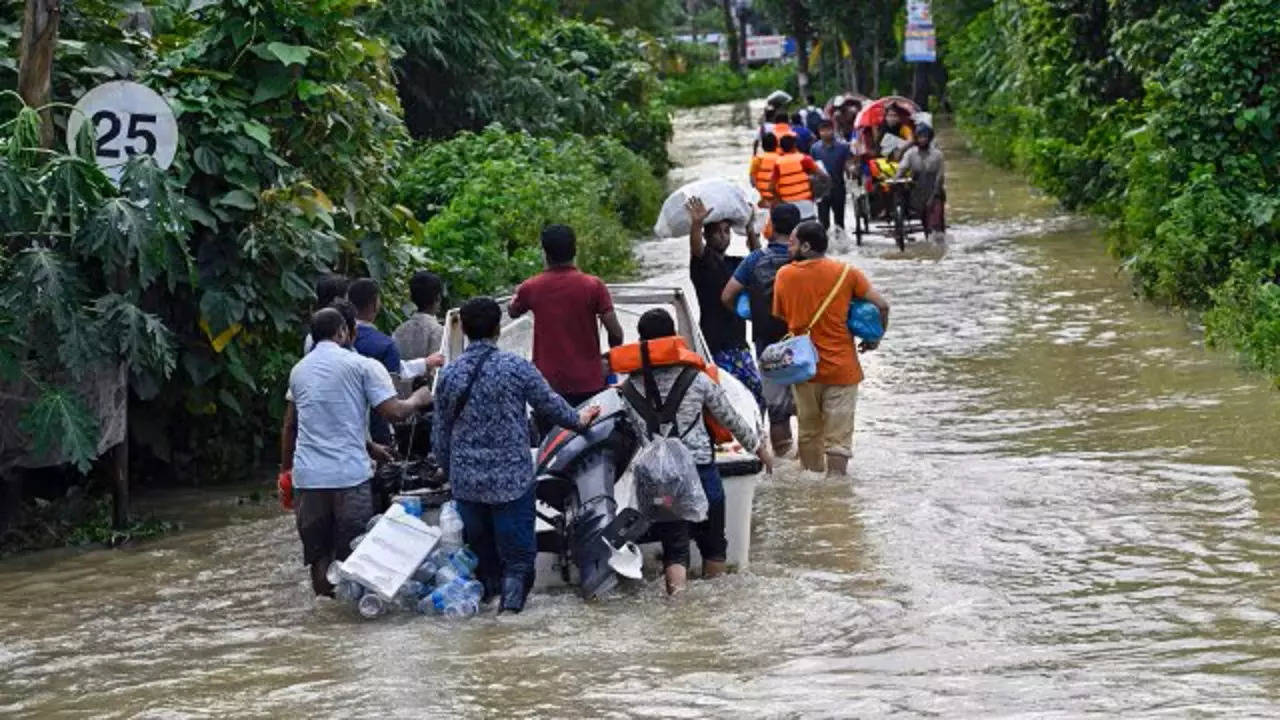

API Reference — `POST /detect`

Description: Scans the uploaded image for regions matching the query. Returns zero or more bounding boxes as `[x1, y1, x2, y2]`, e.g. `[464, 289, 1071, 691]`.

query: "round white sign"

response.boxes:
[66, 81, 178, 182]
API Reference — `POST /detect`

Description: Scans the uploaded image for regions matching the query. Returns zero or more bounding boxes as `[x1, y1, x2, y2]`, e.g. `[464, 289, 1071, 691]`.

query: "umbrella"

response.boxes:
[853, 96, 921, 129]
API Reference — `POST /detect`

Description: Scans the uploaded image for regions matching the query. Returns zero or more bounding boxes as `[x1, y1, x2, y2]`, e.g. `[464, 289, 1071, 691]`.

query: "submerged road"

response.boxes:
[2, 101, 1279, 718]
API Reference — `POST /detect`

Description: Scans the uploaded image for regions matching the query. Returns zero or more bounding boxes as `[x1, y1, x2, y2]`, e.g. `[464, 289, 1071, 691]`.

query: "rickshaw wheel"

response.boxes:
[893, 198, 907, 252]
[854, 194, 870, 246]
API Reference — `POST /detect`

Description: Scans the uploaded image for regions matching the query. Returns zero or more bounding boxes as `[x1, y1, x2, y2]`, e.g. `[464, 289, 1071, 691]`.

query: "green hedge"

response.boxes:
[663, 64, 796, 108]
[947, 0, 1280, 383]
[396, 127, 663, 299]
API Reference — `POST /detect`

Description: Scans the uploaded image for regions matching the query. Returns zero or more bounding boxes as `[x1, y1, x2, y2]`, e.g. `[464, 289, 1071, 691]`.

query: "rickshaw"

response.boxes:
[849, 96, 925, 251]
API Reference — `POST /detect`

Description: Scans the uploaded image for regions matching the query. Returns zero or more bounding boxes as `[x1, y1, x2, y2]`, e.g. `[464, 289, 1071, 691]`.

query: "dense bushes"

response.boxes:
[947, 0, 1280, 382]
[396, 127, 662, 298]
[370, 5, 673, 173]
[663, 64, 796, 108]
[1, 0, 409, 477]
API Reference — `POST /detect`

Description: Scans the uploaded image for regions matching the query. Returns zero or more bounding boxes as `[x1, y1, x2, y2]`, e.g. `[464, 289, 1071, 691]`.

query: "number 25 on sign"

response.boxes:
[66, 81, 179, 184]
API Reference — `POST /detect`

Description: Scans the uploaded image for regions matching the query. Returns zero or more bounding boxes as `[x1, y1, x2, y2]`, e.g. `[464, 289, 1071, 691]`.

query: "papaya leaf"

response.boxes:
[93, 293, 177, 381]
[18, 386, 102, 473]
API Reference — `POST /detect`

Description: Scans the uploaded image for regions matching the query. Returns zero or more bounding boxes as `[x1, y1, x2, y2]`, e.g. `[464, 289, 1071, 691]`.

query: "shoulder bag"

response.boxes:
[759, 264, 850, 386]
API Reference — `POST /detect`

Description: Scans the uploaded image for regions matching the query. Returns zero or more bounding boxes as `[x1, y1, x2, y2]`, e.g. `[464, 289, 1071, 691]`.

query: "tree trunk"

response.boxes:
[871, 32, 881, 97]
[843, 37, 859, 94]
[688, 0, 698, 43]
[17, 0, 60, 148]
[111, 439, 129, 530]
[721, 0, 741, 72]
[789, 0, 810, 100]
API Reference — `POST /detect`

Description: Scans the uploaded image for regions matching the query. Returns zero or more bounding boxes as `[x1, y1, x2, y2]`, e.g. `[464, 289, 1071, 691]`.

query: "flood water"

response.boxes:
[3, 102, 1280, 718]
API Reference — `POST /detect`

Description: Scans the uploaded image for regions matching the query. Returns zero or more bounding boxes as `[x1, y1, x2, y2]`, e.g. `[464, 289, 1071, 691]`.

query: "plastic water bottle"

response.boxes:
[334, 579, 364, 603]
[412, 552, 442, 585]
[429, 577, 483, 617]
[395, 496, 423, 518]
[357, 592, 389, 619]
[433, 548, 478, 586]
[438, 501, 464, 553]
[395, 580, 428, 611]
[325, 561, 346, 586]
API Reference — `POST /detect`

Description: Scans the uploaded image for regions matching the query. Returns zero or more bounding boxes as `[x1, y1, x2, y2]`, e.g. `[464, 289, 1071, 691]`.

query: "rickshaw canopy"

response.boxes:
[854, 96, 920, 129]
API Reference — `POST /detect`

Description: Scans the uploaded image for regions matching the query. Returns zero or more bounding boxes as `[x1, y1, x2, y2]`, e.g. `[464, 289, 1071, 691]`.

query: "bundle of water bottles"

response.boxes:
[327, 499, 487, 620]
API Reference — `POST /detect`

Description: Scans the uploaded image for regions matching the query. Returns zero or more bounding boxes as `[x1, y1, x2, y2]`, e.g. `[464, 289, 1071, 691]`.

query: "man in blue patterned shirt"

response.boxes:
[432, 297, 600, 612]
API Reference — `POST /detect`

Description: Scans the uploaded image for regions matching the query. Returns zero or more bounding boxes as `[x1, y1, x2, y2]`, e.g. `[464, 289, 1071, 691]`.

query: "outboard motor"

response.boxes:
[535, 388, 641, 599]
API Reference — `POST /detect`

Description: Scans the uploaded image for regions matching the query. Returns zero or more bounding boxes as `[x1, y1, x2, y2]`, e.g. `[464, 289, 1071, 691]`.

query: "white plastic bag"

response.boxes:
[766, 90, 793, 107]
[653, 179, 754, 238]
[632, 437, 708, 523]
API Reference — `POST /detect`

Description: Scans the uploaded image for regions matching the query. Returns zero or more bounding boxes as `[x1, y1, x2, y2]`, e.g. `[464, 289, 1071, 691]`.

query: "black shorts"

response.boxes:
[644, 497, 727, 568]
[294, 481, 374, 566]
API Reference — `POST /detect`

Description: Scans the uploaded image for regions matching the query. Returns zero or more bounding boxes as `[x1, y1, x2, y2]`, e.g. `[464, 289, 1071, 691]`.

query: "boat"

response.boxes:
[436, 285, 763, 597]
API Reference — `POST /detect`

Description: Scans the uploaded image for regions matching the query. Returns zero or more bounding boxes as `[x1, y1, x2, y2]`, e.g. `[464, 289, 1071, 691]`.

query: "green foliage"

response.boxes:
[1, 0, 412, 478]
[369, 5, 673, 172]
[947, 0, 1280, 381]
[396, 126, 661, 298]
[663, 64, 796, 108]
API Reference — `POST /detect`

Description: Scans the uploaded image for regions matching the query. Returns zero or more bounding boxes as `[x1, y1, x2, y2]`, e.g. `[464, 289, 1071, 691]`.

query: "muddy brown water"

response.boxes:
[3, 102, 1279, 718]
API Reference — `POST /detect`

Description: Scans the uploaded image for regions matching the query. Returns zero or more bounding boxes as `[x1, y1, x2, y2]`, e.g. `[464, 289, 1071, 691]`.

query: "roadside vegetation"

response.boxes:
[0, 0, 669, 550]
[944, 0, 1280, 382]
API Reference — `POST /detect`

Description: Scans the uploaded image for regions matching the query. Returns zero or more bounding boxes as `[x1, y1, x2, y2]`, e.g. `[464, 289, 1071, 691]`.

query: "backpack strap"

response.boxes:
[803, 264, 851, 334]
[620, 362, 702, 440]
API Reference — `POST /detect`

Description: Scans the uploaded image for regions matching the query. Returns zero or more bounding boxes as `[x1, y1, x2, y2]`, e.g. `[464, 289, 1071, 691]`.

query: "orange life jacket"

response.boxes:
[774, 152, 813, 201]
[753, 152, 778, 205]
[772, 122, 795, 139]
[607, 337, 734, 444]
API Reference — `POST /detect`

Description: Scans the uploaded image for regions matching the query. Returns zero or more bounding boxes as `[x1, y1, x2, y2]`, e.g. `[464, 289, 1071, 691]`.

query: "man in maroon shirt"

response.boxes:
[510, 225, 624, 434]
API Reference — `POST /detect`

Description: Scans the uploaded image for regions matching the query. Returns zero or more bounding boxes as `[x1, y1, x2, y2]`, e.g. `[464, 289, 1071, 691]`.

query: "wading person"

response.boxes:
[811, 120, 853, 234]
[392, 270, 447, 390]
[349, 278, 401, 446]
[719, 203, 804, 457]
[894, 122, 947, 241]
[302, 273, 349, 354]
[509, 224, 624, 435]
[772, 221, 890, 475]
[433, 298, 601, 612]
[612, 309, 767, 594]
[283, 307, 433, 597]
[685, 196, 765, 411]
[770, 134, 828, 206]
[751, 132, 780, 209]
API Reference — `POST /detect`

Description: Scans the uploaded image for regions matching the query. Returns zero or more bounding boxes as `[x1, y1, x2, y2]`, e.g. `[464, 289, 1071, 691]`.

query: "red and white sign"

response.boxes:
[722, 34, 788, 62]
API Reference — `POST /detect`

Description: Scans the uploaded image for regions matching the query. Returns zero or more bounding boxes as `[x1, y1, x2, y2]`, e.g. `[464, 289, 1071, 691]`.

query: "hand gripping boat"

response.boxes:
[437, 286, 764, 599]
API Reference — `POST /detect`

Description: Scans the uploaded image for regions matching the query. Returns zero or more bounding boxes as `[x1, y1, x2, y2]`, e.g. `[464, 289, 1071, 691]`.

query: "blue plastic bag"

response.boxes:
[759, 335, 820, 385]
[847, 300, 884, 341]
[735, 291, 751, 320]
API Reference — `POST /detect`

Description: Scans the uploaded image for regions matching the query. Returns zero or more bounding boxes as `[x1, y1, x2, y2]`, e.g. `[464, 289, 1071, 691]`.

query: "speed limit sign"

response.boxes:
[66, 81, 178, 183]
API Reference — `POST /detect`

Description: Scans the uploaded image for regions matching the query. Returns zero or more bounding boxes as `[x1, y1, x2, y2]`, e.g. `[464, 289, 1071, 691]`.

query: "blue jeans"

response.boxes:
[455, 485, 537, 596]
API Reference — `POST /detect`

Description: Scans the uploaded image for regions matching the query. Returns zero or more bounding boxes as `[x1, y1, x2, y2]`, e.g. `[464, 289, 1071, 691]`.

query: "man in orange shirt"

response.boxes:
[771, 221, 890, 475]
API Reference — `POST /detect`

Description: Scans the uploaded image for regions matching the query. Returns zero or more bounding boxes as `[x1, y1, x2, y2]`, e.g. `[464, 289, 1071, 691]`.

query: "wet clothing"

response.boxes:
[818, 193, 846, 230]
[896, 144, 946, 229]
[393, 312, 443, 382]
[294, 481, 374, 566]
[793, 382, 859, 464]
[288, 340, 396, 490]
[432, 339, 581, 504]
[645, 464, 727, 568]
[511, 266, 613, 396]
[772, 258, 872, 386]
[456, 484, 537, 606]
[733, 243, 792, 351]
[712, 346, 765, 413]
[620, 364, 758, 466]
[793, 125, 815, 154]
[811, 139, 853, 183]
[690, 250, 748, 355]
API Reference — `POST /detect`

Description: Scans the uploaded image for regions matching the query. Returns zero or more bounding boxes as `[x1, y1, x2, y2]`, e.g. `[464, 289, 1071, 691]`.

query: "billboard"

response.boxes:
[904, 1, 936, 63]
